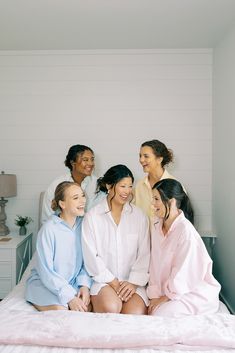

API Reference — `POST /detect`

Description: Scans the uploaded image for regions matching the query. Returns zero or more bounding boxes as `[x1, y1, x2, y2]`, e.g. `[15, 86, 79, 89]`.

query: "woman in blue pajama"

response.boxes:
[25, 181, 92, 311]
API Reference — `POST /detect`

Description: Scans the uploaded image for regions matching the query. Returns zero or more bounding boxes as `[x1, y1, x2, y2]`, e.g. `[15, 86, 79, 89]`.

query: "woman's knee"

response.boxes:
[91, 286, 123, 313]
[98, 300, 122, 313]
[92, 297, 122, 313]
[103, 300, 122, 313]
[150, 301, 189, 317]
[122, 304, 147, 315]
[121, 295, 147, 315]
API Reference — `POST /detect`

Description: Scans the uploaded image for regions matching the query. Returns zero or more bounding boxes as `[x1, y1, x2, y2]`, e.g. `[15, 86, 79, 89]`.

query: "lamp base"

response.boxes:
[0, 223, 10, 236]
[0, 198, 10, 236]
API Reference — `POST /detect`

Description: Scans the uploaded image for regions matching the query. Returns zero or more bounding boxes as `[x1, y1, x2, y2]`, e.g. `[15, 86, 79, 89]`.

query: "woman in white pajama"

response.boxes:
[82, 165, 150, 315]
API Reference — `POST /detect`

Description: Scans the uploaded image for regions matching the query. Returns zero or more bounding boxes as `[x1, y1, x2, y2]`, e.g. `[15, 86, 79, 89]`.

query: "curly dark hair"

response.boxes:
[64, 145, 94, 171]
[141, 139, 173, 167]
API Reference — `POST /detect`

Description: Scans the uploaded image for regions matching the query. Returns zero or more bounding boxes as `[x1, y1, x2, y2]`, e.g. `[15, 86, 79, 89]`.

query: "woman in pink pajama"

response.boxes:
[147, 179, 221, 317]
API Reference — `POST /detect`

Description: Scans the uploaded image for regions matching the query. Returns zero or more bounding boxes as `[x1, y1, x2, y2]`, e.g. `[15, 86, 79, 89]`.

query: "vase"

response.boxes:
[19, 225, 27, 235]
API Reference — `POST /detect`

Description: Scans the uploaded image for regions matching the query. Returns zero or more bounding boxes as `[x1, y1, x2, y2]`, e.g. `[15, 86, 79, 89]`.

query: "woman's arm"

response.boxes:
[164, 229, 207, 300]
[36, 226, 77, 306]
[128, 214, 150, 286]
[76, 264, 93, 289]
[74, 226, 93, 289]
[148, 296, 169, 315]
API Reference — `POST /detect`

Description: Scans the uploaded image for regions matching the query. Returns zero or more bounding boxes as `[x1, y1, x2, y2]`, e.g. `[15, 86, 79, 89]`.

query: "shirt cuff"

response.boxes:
[146, 285, 161, 299]
[128, 271, 149, 286]
[77, 275, 93, 289]
[58, 285, 77, 305]
[164, 283, 181, 300]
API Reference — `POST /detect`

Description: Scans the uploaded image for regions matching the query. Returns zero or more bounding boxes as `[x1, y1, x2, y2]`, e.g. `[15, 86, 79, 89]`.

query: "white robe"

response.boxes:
[81, 198, 150, 304]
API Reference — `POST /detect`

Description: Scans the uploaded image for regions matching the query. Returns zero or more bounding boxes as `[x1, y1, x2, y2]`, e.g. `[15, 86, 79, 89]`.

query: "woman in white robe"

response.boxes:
[82, 164, 150, 315]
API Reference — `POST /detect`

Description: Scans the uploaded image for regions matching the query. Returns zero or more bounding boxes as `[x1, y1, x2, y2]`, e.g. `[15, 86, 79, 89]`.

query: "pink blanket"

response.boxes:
[0, 310, 235, 350]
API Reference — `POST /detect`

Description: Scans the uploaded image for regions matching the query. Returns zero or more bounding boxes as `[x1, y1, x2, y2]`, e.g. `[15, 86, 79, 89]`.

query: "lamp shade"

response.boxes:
[0, 171, 17, 198]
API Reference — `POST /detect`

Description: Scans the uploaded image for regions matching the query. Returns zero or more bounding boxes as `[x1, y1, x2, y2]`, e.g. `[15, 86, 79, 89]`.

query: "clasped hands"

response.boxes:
[109, 278, 137, 302]
[68, 286, 90, 312]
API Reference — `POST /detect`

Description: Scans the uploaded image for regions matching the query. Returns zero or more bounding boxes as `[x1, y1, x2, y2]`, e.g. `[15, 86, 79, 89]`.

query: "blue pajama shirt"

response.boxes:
[25, 215, 92, 307]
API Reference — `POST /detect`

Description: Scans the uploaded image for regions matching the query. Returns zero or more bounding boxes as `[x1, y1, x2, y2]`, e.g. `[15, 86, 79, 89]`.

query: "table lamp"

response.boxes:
[0, 171, 17, 236]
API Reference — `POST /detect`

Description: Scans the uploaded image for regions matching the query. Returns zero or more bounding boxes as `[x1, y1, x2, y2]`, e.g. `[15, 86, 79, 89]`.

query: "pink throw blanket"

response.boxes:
[0, 310, 235, 350]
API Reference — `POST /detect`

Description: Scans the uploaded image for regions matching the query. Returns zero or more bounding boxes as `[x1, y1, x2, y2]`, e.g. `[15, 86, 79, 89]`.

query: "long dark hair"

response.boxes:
[152, 178, 194, 224]
[96, 164, 134, 210]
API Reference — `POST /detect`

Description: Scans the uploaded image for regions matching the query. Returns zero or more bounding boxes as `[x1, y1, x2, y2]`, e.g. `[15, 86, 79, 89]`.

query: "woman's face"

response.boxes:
[139, 146, 163, 174]
[72, 150, 95, 178]
[108, 177, 133, 206]
[60, 184, 86, 217]
[152, 188, 167, 219]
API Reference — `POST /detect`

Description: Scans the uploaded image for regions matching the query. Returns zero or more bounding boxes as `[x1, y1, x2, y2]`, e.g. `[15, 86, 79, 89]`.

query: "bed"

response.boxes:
[0, 257, 235, 353]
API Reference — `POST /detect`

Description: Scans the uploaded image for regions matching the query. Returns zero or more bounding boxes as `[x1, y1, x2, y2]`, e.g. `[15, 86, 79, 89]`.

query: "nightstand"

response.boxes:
[201, 232, 217, 259]
[0, 232, 33, 299]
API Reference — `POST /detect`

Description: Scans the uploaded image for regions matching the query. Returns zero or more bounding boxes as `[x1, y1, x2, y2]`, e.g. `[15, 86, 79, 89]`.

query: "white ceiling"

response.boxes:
[1, 0, 235, 50]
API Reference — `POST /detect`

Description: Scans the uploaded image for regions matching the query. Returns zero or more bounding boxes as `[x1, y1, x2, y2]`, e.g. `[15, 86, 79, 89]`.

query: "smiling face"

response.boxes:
[139, 146, 163, 174]
[152, 188, 168, 219]
[107, 177, 133, 207]
[72, 149, 95, 179]
[59, 184, 86, 217]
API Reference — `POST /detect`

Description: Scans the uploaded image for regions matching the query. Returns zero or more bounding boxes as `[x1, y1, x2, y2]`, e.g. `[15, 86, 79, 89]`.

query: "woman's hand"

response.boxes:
[108, 278, 120, 293]
[148, 296, 169, 315]
[77, 286, 90, 306]
[118, 281, 137, 302]
[68, 295, 88, 312]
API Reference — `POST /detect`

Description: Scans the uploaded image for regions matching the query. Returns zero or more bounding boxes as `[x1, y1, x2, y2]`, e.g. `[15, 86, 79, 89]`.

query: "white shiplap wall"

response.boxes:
[0, 49, 212, 244]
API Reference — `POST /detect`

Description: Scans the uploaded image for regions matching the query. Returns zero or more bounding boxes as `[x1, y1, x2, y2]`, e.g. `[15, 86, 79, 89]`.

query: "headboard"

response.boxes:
[38, 191, 45, 230]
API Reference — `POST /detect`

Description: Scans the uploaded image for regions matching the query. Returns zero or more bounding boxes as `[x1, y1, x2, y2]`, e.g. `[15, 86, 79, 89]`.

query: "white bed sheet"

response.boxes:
[0, 257, 234, 353]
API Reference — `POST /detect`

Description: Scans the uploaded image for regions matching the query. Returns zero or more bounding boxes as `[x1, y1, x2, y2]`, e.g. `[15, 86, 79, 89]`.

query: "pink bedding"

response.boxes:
[0, 309, 235, 350]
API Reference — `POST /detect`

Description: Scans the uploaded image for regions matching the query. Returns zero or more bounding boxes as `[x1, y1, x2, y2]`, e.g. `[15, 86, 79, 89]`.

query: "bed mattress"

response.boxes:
[0, 259, 234, 353]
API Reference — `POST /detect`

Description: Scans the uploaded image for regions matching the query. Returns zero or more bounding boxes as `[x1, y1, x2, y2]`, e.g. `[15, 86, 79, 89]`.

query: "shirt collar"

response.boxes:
[143, 169, 173, 185]
[167, 210, 185, 233]
[81, 175, 94, 188]
[156, 210, 185, 236]
[143, 175, 151, 187]
[68, 174, 93, 188]
[52, 214, 82, 229]
[98, 196, 133, 215]
[160, 169, 172, 180]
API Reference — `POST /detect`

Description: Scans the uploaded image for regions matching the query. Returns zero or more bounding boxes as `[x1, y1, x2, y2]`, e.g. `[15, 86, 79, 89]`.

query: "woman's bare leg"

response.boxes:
[121, 293, 147, 315]
[91, 285, 122, 313]
[33, 304, 67, 311]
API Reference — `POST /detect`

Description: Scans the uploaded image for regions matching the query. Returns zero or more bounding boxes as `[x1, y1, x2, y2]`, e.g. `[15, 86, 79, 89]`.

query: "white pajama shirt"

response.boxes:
[81, 198, 150, 304]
